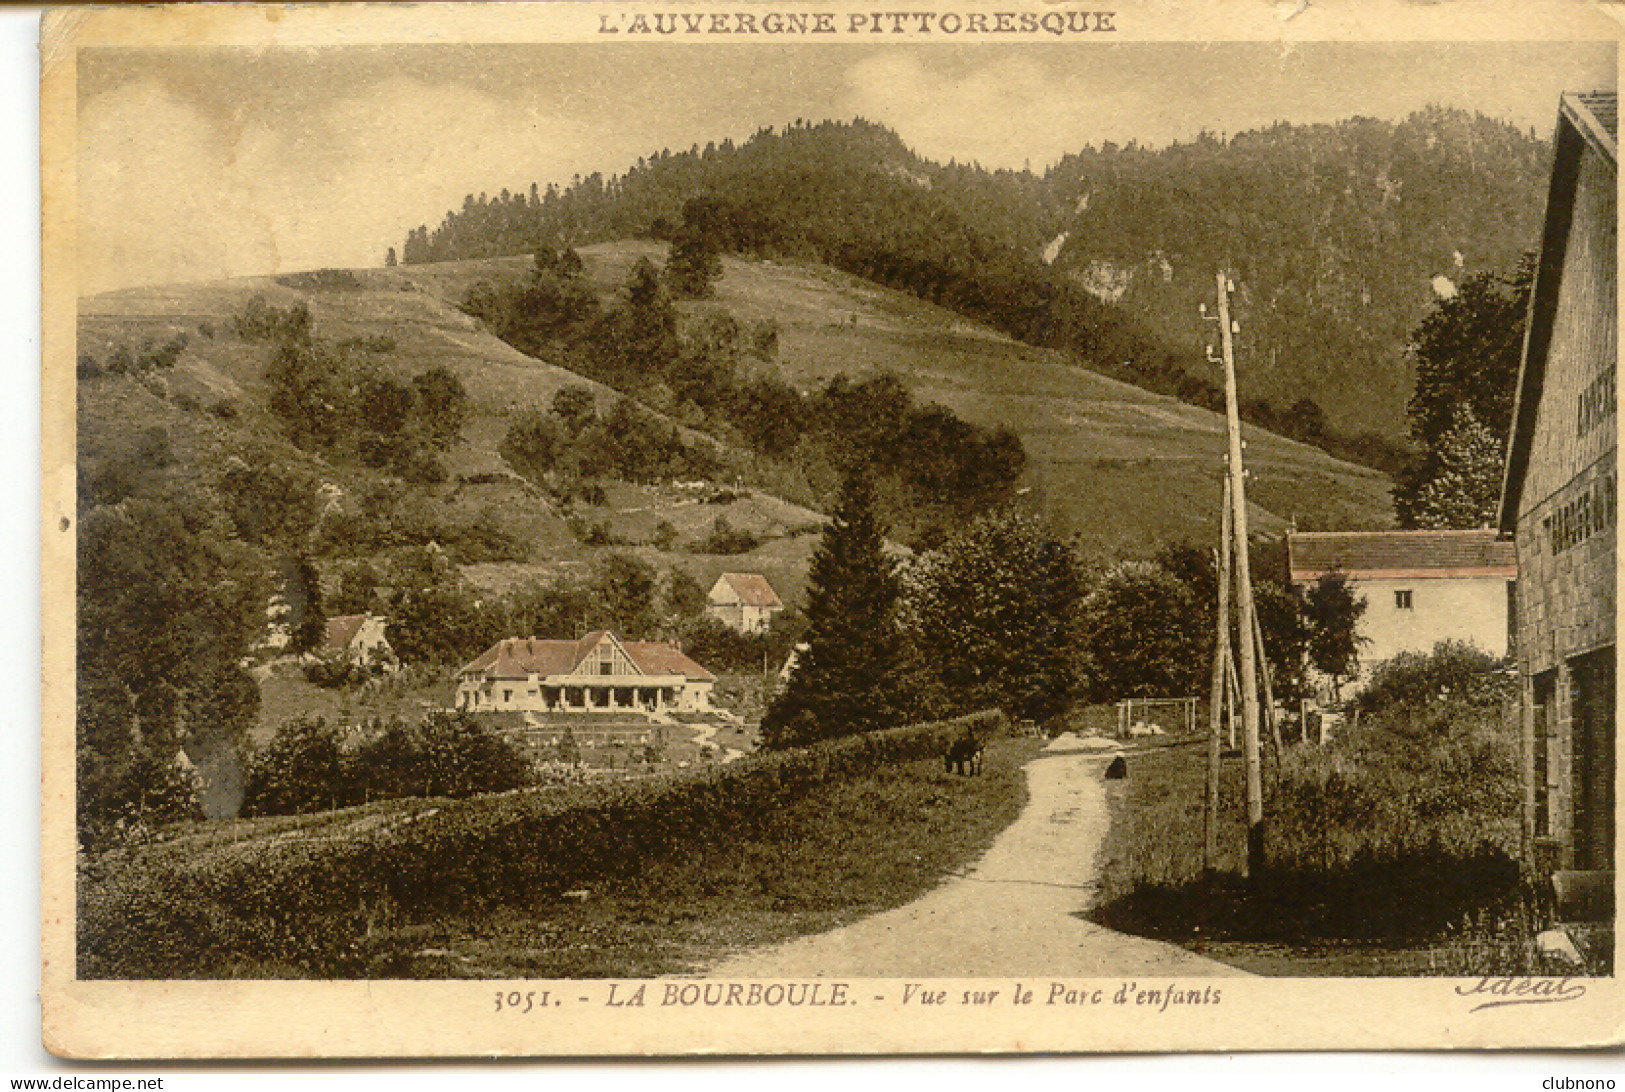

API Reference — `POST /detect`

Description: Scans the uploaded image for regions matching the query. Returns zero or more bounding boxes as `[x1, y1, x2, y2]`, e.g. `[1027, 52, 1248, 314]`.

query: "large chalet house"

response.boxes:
[1287, 529, 1516, 696]
[1498, 90, 1615, 886]
[455, 630, 716, 715]
[706, 572, 784, 634]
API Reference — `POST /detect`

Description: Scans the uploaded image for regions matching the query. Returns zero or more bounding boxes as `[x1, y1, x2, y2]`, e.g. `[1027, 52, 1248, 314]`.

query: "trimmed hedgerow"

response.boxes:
[79, 710, 1009, 978]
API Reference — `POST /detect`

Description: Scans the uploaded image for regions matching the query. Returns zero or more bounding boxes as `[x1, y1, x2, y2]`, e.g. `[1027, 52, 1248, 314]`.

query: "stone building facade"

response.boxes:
[1499, 91, 1616, 877]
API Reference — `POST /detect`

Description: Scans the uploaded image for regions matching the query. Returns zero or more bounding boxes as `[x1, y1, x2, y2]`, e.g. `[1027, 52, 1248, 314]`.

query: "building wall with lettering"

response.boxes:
[1508, 99, 1617, 877]
[1514, 147, 1618, 679]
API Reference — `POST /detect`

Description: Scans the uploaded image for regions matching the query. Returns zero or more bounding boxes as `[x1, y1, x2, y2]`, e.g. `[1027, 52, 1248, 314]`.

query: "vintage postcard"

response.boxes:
[41, 0, 1623, 1059]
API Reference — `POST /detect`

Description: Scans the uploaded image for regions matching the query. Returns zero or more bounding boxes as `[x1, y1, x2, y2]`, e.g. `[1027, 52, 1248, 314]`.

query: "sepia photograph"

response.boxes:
[39, 0, 1621, 1058]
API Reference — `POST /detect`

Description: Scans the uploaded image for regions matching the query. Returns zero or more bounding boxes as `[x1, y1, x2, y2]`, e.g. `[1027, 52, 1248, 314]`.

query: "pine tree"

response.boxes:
[1404, 404, 1506, 529]
[762, 470, 901, 747]
[292, 555, 327, 654]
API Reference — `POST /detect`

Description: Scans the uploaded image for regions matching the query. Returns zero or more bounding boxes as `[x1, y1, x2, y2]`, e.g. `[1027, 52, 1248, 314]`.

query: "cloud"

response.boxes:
[78, 75, 598, 292]
[837, 51, 1210, 169]
[78, 80, 283, 294]
[840, 53, 1076, 168]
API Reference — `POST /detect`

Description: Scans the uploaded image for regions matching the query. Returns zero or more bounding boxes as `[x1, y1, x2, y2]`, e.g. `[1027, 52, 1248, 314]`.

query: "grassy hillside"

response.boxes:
[587, 240, 1394, 557]
[79, 243, 1392, 590]
[407, 113, 1549, 443]
[78, 265, 829, 605]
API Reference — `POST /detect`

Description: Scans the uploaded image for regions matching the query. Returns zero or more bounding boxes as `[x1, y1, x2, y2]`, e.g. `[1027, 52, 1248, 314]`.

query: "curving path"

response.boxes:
[705, 738, 1249, 977]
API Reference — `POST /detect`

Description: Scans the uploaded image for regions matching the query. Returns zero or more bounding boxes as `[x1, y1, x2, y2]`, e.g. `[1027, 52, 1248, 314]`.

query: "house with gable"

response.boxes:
[1287, 529, 1517, 694]
[1498, 90, 1615, 884]
[320, 613, 396, 670]
[455, 630, 717, 715]
[706, 572, 784, 634]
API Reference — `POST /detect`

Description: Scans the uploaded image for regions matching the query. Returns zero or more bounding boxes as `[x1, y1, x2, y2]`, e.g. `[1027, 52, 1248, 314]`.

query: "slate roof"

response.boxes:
[1288, 530, 1516, 582]
[711, 572, 784, 609]
[458, 631, 716, 682]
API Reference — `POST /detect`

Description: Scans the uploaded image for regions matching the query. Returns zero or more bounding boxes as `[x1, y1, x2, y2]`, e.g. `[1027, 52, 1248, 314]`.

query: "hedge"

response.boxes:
[79, 710, 1008, 978]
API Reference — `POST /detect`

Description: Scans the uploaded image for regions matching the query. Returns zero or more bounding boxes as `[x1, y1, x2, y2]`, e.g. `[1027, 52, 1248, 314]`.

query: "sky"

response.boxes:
[77, 40, 1616, 294]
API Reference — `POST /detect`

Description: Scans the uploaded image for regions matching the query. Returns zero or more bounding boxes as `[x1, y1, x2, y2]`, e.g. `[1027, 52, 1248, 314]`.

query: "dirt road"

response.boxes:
[706, 739, 1249, 977]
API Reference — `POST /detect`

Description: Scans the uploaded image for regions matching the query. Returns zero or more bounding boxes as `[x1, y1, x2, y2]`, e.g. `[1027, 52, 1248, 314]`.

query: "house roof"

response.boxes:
[458, 631, 716, 683]
[1499, 90, 1618, 533]
[322, 614, 373, 651]
[1288, 530, 1516, 582]
[710, 572, 783, 609]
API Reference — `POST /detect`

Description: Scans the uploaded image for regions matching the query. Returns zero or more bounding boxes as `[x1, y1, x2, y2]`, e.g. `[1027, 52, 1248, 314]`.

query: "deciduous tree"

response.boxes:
[1395, 259, 1531, 528]
[1302, 571, 1368, 702]
[907, 512, 1082, 722]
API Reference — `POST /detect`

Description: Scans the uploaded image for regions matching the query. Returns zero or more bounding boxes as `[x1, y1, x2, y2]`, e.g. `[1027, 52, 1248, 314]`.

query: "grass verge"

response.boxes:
[1090, 705, 1536, 976]
[387, 736, 1039, 978]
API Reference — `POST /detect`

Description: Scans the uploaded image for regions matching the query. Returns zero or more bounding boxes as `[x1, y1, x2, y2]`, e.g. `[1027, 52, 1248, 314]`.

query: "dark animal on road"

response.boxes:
[1105, 755, 1127, 780]
[945, 733, 984, 776]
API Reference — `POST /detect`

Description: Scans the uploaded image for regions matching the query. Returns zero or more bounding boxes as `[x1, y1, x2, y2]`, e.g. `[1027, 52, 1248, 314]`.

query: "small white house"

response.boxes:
[706, 572, 784, 635]
[321, 614, 396, 669]
[1287, 529, 1516, 694]
[456, 630, 717, 715]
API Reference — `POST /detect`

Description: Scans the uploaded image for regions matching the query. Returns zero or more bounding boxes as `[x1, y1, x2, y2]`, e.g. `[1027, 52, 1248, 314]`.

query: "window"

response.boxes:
[1532, 670, 1557, 839]
[1394, 589, 1413, 610]
[503, 689, 512, 702]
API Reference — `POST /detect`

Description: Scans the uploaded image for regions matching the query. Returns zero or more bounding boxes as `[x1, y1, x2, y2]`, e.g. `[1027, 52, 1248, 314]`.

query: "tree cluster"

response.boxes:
[241, 710, 531, 817]
[470, 257, 1025, 543]
[500, 384, 711, 490]
[759, 469, 1372, 752]
[244, 295, 471, 482]
[77, 493, 264, 845]
[78, 333, 190, 380]
[1393, 260, 1532, 529]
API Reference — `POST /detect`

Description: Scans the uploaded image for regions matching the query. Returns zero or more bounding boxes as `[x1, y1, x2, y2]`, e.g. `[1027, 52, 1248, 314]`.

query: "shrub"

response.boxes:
[1355, 640, 1507, 720]
[277, 268, 363, 291]
[234, 295, 311, 342]
[694, 516, 759, 555]
[303, 654, 357, 689]
[242, 716, 350, 817]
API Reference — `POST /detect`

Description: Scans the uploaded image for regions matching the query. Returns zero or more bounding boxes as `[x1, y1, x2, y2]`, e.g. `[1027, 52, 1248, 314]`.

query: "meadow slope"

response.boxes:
[79, 243, 1394, 575]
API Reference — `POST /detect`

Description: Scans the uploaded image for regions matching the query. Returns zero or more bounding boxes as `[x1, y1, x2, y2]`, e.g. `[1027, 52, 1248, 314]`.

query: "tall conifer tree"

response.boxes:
[762, 470, 901, 747]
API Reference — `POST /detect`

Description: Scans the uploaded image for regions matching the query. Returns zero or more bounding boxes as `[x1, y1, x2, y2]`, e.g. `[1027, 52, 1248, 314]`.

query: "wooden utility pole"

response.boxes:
[1210, 272, 1265, 879]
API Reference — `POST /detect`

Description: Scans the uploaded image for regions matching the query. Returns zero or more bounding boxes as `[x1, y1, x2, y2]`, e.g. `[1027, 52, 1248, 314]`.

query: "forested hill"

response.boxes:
[401, 111, 1551, 450]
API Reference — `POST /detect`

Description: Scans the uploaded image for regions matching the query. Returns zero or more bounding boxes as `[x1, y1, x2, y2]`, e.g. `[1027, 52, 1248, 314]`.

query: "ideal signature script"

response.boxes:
[1455, 976, 1587, 1013]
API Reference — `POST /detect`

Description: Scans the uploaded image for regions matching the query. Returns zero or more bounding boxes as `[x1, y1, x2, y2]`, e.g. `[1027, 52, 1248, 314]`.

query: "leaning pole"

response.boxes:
[1210, 272, 1265, 879]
